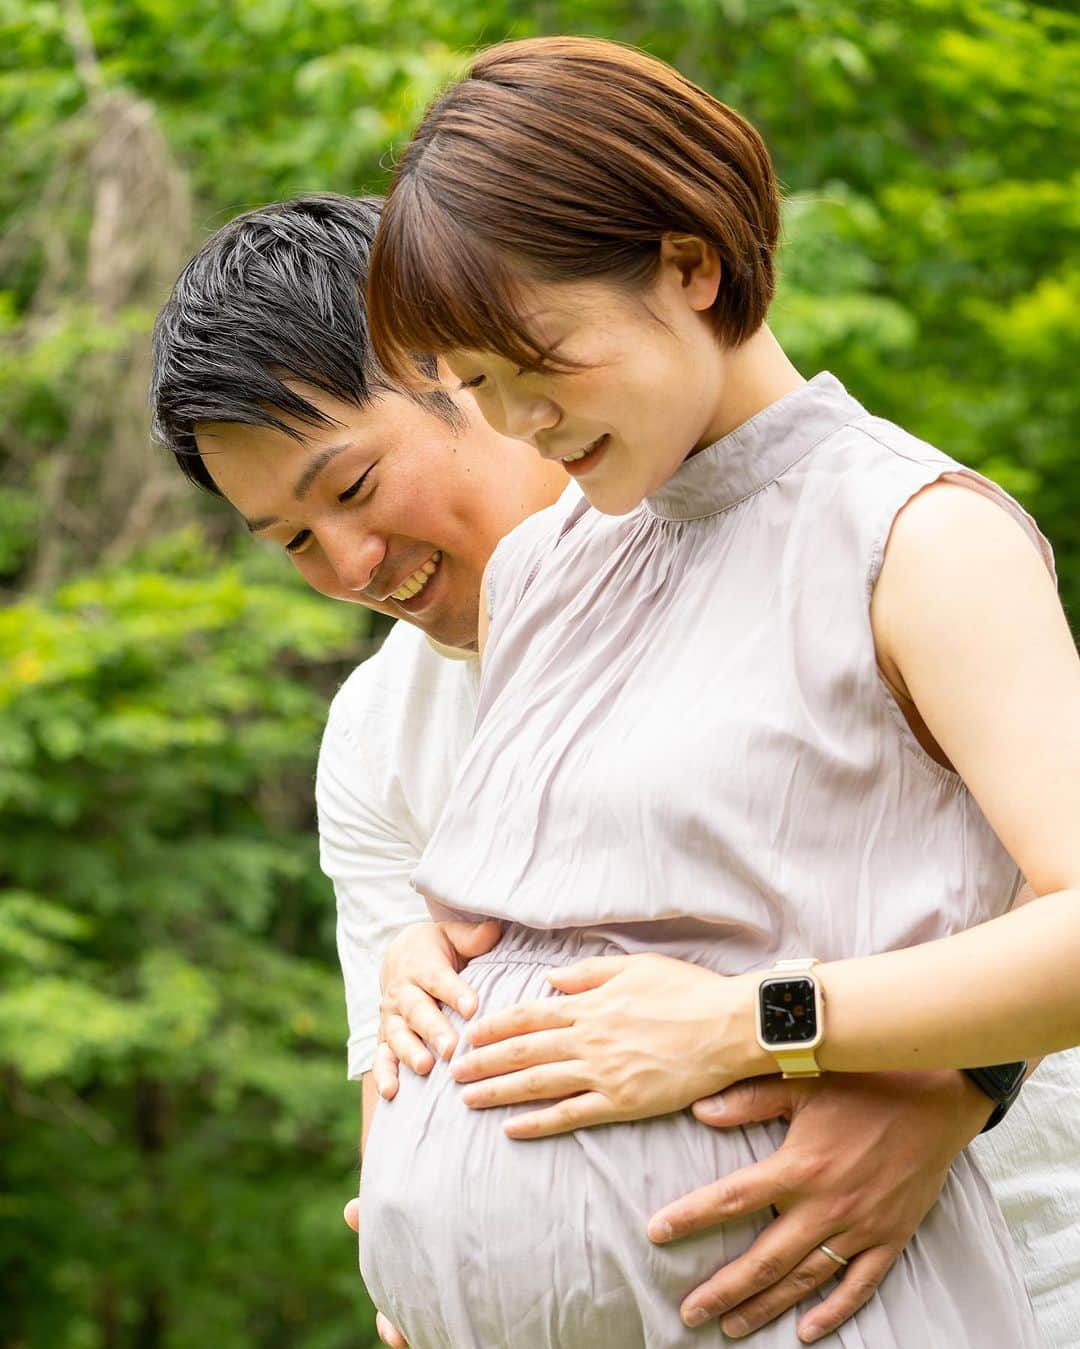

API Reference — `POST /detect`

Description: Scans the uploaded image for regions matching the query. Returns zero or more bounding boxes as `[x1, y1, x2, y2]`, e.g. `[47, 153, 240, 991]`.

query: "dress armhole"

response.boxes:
[866, 465, 1057, 784]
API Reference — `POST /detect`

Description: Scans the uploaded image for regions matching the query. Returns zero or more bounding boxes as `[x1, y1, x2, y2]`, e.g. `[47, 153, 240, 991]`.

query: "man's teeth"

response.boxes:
[561, 436, 604, 464]
[391, 552, 441, 602]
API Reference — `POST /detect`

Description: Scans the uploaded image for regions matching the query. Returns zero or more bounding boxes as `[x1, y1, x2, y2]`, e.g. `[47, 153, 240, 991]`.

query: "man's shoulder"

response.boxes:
[325, 620, 479, 757]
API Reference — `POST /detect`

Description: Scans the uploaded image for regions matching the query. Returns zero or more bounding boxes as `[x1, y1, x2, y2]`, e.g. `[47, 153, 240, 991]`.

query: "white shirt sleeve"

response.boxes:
[317, 694, 429, 1080]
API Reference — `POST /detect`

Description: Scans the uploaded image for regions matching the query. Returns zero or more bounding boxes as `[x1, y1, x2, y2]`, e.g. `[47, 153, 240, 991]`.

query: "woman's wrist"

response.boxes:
[712, 970, 775, 1085]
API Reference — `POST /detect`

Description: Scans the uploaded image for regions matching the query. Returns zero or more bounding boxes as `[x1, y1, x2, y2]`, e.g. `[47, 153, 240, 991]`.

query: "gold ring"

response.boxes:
[818, 1242, 849, 1268]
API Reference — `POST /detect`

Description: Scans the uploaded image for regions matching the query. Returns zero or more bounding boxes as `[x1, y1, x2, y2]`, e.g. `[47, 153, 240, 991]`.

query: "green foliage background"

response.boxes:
[1, 1, 1077, 1346]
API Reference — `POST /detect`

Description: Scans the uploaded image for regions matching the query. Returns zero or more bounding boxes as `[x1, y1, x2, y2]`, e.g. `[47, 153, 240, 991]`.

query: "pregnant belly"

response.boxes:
[359, 929, 786, 1349]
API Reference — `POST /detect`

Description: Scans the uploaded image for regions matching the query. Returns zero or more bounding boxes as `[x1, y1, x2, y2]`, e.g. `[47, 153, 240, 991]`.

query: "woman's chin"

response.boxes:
[580, 482, 650, 516]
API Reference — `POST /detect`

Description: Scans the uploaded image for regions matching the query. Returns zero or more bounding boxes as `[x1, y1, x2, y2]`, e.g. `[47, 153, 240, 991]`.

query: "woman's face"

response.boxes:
[442, 242, 734, 515]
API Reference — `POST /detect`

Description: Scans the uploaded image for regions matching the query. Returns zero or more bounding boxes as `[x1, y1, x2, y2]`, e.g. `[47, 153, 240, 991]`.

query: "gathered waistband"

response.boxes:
[464, 919, 770, 978]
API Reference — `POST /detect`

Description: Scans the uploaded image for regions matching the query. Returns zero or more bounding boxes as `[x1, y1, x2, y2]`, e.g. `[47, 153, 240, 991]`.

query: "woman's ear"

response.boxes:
[658, 233, 723, 312]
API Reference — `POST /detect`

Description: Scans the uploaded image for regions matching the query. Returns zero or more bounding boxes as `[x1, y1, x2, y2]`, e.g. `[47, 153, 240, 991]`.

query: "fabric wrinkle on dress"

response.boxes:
[359, 374, 1047, 1348]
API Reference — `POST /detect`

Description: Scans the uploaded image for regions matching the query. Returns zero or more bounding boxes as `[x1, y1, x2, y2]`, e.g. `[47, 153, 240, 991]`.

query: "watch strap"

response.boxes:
[773, 1048, 822, 1079]
[963, 1062, 1027, 1133]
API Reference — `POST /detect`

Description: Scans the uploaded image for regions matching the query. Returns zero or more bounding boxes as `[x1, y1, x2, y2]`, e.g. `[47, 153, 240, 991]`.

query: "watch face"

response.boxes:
[759, 977, 818, 1045]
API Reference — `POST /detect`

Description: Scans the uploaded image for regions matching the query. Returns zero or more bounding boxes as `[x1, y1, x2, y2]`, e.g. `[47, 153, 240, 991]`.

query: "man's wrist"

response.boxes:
[962, 1062, 1027, 1132]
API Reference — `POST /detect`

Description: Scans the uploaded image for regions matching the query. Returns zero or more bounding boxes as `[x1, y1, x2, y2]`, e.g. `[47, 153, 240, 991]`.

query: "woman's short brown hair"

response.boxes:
[368, 36, 781, 385]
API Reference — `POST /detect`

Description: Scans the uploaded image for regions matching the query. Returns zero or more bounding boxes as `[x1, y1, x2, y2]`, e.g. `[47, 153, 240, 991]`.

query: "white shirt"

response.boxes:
[318, 620, 479, 1080]
[317, 618, 1079, 1344]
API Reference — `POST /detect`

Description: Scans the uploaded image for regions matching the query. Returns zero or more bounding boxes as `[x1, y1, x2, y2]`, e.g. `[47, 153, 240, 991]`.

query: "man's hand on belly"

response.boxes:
[647, 1071, 994, 1342]
[377, 918, 502, 1094]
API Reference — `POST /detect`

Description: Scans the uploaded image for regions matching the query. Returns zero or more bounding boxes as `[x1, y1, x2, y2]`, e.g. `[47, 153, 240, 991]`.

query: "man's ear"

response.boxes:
[658, 233, 722, 312]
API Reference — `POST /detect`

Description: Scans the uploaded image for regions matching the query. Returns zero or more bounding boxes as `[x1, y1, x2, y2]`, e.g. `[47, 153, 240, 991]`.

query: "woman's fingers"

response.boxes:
[459, 1056, 588, 1110]
[467, 996, 575, 1047]
[343, 1197, 360, 1233]
[375, 1310, 409, 1348]
[372, 1042, 400, 1101]
[503, 1090, 615, 1139]
[795, 1246, 896, 1344]
[453, 1028, 572, 1084]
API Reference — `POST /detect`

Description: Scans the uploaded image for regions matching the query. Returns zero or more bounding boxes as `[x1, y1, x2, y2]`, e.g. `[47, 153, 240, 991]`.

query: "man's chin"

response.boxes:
[403, 609, 479, 655]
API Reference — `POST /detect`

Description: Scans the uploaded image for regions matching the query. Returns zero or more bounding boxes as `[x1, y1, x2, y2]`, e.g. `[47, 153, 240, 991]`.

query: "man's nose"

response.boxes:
[323, 526, 387, 594]
[500, 393, 561, 445]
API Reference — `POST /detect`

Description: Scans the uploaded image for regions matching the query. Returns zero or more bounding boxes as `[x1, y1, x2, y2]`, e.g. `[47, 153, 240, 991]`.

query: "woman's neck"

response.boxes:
[696, 325, 806, 450]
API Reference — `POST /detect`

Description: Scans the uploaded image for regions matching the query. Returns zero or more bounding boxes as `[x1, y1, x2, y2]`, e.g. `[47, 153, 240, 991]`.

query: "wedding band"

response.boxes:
[818, 1243, 849, 1268]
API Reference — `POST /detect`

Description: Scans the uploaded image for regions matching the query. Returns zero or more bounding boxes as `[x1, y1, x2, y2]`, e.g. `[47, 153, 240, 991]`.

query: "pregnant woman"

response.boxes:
[358, 37, 1079, 1348]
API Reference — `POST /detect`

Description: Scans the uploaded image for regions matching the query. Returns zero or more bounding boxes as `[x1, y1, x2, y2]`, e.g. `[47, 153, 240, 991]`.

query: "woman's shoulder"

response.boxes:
[485, 483, 590, 622]
[802, 409, 1054, 586]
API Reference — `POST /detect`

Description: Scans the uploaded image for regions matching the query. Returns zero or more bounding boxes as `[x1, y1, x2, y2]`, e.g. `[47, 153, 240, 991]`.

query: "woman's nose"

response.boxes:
[501, 393, 561, 444]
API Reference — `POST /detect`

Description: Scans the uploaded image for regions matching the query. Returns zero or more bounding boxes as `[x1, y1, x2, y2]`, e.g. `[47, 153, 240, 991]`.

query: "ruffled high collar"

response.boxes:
[645, 372, 866, 521]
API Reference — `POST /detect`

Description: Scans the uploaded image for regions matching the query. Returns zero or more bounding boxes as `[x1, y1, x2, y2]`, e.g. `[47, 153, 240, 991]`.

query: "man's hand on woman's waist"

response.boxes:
[653, 1070, 994, 1342]
[374, 917, 501, 1098]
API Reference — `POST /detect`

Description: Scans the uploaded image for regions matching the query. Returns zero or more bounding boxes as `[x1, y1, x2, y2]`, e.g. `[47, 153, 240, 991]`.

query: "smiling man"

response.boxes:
[150, 194, 1078, 1347]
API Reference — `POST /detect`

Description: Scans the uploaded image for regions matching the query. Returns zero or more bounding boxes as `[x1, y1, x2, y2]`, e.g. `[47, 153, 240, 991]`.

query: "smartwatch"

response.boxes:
[755, 958, 824, 1078]
[963, 1062, 1027, 1132]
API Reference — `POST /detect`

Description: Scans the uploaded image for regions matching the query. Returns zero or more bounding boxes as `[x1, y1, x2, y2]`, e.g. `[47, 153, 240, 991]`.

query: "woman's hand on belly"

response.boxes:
[453, 953, 765, 1137]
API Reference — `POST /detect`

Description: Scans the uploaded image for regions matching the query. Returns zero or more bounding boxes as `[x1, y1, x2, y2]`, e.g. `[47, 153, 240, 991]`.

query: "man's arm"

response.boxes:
[318, 689, 425, 1349]
[316, 688, 429, 1084]
[348, 1075, 408, 1349]
[361, 1072, 380, 1156]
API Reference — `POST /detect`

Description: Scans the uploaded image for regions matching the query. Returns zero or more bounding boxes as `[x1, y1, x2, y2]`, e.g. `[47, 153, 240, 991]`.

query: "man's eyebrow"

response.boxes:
[243, 442, 358, 534]
[293, 442, 354, 500]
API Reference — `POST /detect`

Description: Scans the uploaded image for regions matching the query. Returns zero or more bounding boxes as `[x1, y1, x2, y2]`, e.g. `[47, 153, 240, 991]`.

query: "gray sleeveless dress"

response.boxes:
[360, 374, 1047, 1347]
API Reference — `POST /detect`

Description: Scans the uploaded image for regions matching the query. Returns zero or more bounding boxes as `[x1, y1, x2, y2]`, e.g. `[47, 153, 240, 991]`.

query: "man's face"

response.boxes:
[198, 384, 565, 650]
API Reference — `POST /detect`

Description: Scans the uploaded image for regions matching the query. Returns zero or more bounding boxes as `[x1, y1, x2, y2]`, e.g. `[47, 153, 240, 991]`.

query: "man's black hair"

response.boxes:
[150, 193, 455, 495]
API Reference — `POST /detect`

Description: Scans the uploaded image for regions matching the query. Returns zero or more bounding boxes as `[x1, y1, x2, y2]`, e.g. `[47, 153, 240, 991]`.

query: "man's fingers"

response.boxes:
[397, 985, 459, 1060]
[708, 1245, 851, 1338]
[442, 918, 502, 966]
[546, 955, 628, 995]
[383, 1014, 435, 1077]
[648, 1154, 789, 1243]
[372, 1042, 400, 1101]
[375, 1311, 409, 1348]
[693, 1076, 800, 1128]
[675, 1212, 821, 1325]
[343, 1197, 360, 1233]
[795, 1246, 896, 1344]
[419, 963, 479, 1023]
[467, 997, 574, 1047]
